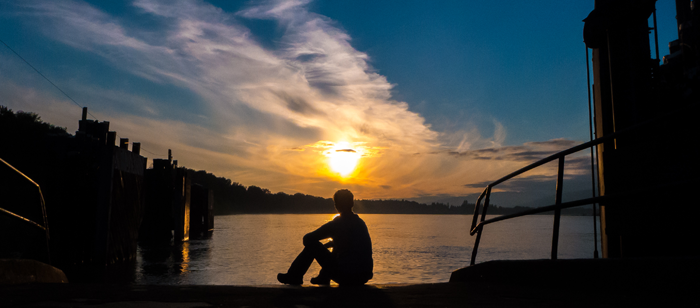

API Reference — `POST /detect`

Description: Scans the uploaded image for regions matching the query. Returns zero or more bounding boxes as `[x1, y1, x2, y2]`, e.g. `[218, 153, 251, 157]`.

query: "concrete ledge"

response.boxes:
[450, 257, 699, 287]
[1, 280, 698, 307]
[0, 259, 68, 284]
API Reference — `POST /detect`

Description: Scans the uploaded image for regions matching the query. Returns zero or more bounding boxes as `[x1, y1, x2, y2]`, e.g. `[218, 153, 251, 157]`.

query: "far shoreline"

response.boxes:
[213, 212, 595, 216]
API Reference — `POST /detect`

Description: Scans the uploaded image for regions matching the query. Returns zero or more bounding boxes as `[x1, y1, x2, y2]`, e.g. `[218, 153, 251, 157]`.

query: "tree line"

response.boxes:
[188, 168, 477, 214]
[187, 168, 593, 216]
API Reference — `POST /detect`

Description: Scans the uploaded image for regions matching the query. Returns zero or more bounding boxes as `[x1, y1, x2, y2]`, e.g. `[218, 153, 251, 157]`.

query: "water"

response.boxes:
[133, 214, 601, 285]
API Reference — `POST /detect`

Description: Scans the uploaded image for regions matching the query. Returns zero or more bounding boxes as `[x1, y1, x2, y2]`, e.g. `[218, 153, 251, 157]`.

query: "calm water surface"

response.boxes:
[134, 214, 601, 285]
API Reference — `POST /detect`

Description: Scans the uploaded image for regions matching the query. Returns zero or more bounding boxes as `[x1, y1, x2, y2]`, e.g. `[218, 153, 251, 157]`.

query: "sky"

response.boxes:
[0, 0, 680, 206]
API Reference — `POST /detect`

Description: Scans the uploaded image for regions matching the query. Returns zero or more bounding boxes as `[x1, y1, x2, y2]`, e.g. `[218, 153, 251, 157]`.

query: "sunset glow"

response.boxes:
[326, 142, 361, 177]
[0, 0, 641, 203]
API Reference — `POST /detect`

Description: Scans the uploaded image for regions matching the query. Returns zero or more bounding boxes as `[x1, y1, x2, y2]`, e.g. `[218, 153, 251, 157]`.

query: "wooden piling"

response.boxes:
[119, 138, 128, 150]
[107, 132, 116, 147]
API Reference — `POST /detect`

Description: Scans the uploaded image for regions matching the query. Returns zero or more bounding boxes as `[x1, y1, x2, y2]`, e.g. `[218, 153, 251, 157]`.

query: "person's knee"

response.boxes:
[302, 234, 323, 247]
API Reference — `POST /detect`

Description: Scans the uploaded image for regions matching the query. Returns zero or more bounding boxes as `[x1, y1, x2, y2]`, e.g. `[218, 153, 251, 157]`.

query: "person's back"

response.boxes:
[321, 213, 373, 281]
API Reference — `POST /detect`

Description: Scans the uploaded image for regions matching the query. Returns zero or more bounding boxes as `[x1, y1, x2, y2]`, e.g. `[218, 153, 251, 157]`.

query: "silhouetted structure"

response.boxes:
[584, 0, 699, 258]
[140, 150, 216, 244]
[454, 0, 700, 287]
[0, 106, 69, 263]
[1, 105, 216, 270]
[140, 153, 192, 244]
[69, 108, 147, 265]
[0, 107, 147, 266]
[190, 184, 214, 237]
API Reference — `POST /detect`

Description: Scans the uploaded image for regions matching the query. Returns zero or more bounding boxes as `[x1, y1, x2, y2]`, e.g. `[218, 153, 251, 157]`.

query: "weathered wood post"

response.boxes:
[119, 138, 129, 150]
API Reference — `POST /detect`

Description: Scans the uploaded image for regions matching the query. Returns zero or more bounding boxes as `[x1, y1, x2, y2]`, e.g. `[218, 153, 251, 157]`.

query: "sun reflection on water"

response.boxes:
[180, 242, 190, 274]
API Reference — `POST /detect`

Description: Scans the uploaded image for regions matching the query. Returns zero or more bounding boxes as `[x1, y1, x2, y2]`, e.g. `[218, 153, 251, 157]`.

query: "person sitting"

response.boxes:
[277, 189, 373, 285]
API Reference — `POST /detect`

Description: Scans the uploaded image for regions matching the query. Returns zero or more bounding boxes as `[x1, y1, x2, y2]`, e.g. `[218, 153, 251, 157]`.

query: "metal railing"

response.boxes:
[468, 123, 635, 266]
[0, 157, 51, 264]
[467, 99, 699, 266]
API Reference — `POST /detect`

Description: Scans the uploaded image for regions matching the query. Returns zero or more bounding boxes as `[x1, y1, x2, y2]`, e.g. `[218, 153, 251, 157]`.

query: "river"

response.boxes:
[127, 214, 601, 285]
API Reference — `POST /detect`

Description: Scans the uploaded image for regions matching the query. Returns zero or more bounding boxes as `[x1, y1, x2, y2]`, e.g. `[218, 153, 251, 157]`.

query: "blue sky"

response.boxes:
[0, 0, 680, 204]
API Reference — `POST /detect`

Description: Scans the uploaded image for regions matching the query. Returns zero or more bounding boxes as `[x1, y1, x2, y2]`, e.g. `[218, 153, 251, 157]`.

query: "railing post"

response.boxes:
[471, 186, 491, 266]
[552, 157, 565, 260]
[0, 158, 51, 264]
[470, 192, 484, 233]
[38, 187, 51, 264]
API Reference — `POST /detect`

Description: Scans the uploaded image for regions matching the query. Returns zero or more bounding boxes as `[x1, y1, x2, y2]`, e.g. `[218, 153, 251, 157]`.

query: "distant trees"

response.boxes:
[187, 169, 335, 214]
[0, 105, 72, 196]
[187, 168, 478, 214]
[0, 106, 70, 178]
[354, 199, 470, 214]
[185, 169, 595, 216]
[0, 106, 69, 137]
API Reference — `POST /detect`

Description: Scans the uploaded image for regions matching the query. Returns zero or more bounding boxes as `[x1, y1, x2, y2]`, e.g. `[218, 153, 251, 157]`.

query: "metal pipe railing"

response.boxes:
[469, 186, 490, 266]
[471, 195, 609, 235]
[0, 157, 51, 264]
[467, 112, 659, 266]
[551, 157, 565, 260]
[469, 175, 685, 235]
[0, 207, 48, 231]
[466, 96, 697, 265]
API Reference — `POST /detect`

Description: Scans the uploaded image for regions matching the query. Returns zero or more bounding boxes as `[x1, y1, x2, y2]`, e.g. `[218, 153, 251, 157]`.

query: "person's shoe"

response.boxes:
[310, 275, 331, 285]
[277, 273, 303, 285]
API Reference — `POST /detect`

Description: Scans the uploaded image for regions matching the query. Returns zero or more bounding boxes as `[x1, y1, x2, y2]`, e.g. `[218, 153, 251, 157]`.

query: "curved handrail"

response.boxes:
[467, 106, 679, 266]
[0, 157, 51, 264]
[470, 179, 683, 236]
[0, 207, 47, 231]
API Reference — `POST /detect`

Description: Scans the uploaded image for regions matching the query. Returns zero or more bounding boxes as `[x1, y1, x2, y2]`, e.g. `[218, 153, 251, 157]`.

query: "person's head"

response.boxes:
[333, 189, 354, 214]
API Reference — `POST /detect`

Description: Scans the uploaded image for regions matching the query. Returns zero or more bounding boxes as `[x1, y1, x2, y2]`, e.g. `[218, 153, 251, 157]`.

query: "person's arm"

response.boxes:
[302, 220, 335, 246]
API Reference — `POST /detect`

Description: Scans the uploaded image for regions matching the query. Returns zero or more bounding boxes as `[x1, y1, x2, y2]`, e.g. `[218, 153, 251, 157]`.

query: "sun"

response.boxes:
[326, 141, 361, 177]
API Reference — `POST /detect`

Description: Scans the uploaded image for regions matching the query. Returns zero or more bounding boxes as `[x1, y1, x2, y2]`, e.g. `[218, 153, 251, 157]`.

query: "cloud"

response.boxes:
[458, 143, 594, 206]
[3, 0, 593, 202]
[447, 138, 582, 162]
[273, 91, 322, 115]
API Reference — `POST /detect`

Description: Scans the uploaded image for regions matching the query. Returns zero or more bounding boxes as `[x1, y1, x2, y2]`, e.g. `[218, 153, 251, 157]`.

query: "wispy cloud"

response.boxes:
[447, 138, 579, 161]
[3, 0, 591, 201]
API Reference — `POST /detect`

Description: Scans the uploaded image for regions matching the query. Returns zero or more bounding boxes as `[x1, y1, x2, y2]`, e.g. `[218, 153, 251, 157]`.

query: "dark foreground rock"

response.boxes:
[0, 259, 68, 285]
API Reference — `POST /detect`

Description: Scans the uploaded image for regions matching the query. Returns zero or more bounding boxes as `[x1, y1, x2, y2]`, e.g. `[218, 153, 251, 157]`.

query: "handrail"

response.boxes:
[470, 179, 683, 236]
[0, 157, 51, 264]
[470, 195, 607, 234]
[467, 107, 672, 266]
[0, 207, 48, 231]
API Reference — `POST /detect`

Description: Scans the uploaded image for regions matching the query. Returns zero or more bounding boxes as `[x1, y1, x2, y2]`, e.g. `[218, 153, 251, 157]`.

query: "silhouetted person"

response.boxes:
[277, 189, 373, 285]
